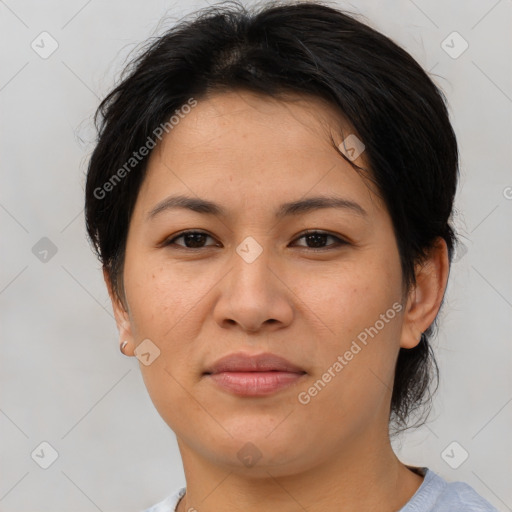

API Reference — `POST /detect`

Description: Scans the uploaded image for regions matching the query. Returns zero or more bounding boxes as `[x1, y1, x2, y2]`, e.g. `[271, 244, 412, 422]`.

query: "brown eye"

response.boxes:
[164, 231, 220, 249]
[292, 230, 348, 250]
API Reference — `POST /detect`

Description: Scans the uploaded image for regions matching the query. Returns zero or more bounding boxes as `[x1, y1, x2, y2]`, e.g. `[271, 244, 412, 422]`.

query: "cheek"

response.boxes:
[123, 261, 211, 418]
[299, 252, 404, 405]
[124, 259, 212, 341]
[304, 258, 402, 342]
[297, 280, 403, 435]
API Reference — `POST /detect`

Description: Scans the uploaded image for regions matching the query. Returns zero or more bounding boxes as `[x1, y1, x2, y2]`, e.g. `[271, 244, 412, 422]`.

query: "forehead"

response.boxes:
[158, 89, 351, 155]
[137, 89, 381, 216]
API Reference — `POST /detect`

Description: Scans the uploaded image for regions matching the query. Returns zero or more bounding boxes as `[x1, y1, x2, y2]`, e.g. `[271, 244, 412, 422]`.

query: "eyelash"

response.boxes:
[162, 230, 349, 252]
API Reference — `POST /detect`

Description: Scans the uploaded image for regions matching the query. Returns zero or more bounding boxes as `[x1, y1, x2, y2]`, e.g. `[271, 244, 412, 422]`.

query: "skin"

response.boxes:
[105, 89, 449, 512]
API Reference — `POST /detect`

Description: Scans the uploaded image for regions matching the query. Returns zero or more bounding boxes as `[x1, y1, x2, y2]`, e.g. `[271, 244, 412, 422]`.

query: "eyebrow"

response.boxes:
[146, 194, 367, 221]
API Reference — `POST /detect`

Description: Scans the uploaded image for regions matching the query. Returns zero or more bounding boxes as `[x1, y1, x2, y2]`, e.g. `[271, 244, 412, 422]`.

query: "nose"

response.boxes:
[213, 244, 294, 334]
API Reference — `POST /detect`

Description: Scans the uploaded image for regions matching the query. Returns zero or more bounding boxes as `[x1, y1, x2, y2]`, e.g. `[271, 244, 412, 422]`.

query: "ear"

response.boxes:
[103, 268, 135, 356]
[400, 238, 450, 349]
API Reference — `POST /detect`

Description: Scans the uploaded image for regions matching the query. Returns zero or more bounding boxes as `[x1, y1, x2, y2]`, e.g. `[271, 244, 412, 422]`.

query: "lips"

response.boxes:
[203, 352, 305, 374]
[203, 352, 307, 397]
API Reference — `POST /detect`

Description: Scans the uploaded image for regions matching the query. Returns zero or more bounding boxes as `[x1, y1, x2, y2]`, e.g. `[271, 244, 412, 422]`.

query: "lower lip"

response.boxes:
[205, 371, 306, 396]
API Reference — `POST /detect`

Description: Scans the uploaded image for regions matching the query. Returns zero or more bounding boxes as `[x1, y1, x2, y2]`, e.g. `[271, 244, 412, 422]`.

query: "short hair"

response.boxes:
[85, 0, 459, 435]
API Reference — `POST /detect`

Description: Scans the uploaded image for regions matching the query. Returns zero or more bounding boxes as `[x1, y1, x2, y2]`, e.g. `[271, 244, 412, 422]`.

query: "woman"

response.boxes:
[85, 1, 498, 511]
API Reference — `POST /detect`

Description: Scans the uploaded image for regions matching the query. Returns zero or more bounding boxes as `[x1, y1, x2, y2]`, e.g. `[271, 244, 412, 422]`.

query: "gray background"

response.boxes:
[1, 0, 511, 511]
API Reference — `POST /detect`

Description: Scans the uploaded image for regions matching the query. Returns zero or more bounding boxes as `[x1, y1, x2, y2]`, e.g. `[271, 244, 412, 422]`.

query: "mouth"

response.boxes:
[203, 352, 307, 397]
[204, 370, 307, 396]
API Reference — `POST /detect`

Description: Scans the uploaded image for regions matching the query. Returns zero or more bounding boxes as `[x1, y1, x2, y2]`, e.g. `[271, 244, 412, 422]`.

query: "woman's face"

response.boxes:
[113, 90, 417, 476]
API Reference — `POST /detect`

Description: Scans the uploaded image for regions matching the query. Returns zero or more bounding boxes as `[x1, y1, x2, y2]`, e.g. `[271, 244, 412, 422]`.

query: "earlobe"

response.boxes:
[399, 238, 450, 350]
[120, 340, 135, 357]
[103, 268, 135, 357]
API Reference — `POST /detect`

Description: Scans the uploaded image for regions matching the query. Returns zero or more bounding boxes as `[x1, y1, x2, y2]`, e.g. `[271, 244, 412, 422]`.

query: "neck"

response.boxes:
[175, 431, 424, 512]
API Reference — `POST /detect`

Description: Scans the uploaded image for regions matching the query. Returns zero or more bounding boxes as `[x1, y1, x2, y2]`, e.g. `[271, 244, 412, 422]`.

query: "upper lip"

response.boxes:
[204, 352, 306, 374]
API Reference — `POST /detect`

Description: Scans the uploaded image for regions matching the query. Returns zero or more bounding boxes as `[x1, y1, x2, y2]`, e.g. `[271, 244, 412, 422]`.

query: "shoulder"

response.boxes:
[401, 468, 499, 512]
[432, 475, 499, 512]
[140, 487, 186, 512]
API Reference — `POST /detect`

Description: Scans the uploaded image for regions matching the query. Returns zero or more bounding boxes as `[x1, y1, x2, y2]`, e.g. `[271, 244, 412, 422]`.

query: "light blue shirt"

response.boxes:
[141, 467, 499, 511]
